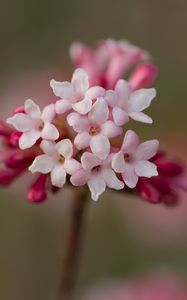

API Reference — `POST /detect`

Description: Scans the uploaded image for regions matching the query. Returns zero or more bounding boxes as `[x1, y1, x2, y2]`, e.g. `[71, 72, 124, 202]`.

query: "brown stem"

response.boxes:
[58, 188, 88, 300]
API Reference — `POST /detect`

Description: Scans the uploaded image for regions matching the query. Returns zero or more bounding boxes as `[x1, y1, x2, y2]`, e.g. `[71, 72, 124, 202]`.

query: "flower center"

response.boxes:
[92, 165, 101, 172]
[58, 155, 65, 164]
[89, 125, 100, 136]
[124, 153, 132, 162]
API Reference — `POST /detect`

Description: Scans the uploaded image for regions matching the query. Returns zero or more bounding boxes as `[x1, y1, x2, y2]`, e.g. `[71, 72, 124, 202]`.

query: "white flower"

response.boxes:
[29, 139, 81, 188]
[112, 130, 159, 188]
[7, 99, 59, 149]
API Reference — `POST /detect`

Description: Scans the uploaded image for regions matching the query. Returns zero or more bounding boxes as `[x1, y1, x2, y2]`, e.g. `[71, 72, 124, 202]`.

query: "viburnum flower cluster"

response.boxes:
[0, 39, 186, 203]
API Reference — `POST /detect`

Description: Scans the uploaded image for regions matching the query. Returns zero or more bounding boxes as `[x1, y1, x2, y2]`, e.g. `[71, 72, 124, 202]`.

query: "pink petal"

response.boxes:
[90, 134, 110, 160]
[101, 120, 122, 138]
[128, 111, 153, 123]
[81, 152, 101, 170]
[122, 165, 139, 188]
[56, 139, 73, 159]
[71, 168, 90, 186]
[19, 130, 41, 149]
[74, 132, 91, 150]
[41, 123, 59, 141]
[88, 98, 109, 125]
[104, 90, 118, 107]
[72, 68, 89, 94]
[7, 113, 33, 132]
[128, 88, 156, 112]
[67, 112, 90, 132]
[102, 169, 124, 189]
[115, 79, 131, 104]
[85, 86, 105, 100]
[121, 130, 140, 153]
[29, 154, 54, 173]
[72, 98, 92, 115]
[135, 140, 159, 160]
[112, 107, 129, 126]
[41, 104, 56, 122]
[112, 151, 126, 173]
[88, 175, 106, 201]
[55, 100, 72, 114]
[51, 165, 66, 188]
[64, 158, 81, 175]
[24, 99, 41, 119]
[40, 140, 57, 156]
[50, 79, 75, 99]
[135, 160, 158, 178]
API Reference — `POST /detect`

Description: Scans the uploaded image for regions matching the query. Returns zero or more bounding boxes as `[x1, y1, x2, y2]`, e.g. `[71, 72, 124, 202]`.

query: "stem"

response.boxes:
[58, 188, 88, 300]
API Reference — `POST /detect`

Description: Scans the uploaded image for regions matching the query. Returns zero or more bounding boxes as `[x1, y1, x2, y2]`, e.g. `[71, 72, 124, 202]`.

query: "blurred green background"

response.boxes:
[0, 0, 187, 299]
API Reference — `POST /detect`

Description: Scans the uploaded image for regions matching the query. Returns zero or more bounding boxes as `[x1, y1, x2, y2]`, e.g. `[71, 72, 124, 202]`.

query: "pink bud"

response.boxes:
[5, 152, 34, 169]
[13, 106, 25, 114]
[9, 131, 22, 147]
[156, 161, 184, 177]
[0, 120, 11, 137]
[137, 179, 160, 203]
[27, 175, 47, 203]
[0, 168, 24, 186]
[129, 63, 158, 90]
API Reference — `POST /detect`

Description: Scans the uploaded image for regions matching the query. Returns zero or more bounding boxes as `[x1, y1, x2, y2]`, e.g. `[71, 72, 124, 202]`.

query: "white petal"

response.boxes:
[41, 104, 56, 122]
[72, 98, 92, 115]
[51, 165, 66, 188]
[102, 169, 124, 190]
[40, 140, 57, 156]
[88, 175, 106, 201]
[128, 88, 156, 112]
[81, 152, 101, 170]
[85, 86, 105, 100]
[19, 130, 41, 149]
[128, 111, 153, 123]
[67, 112, 90, 132]
[24, 99, 41, 119]
[7, 113, 33, 132]
[112, 151, 126, 173]
[29, 154, 54, 173]
[88, 98, 109, 125]
[115, 79, 131, 104]
[90, 134, 110, 160]
[74, 132, 91, 150]
[112, 106, 129, 126]
[72, 68, 89, 94]
[70, 169, 90, 186]
[101, 120, 122, 138]
[104, 90, 118, 107]
[122, 130, 140, 153]
[64, 158, 81, 175]
[135, 160, 158, 178]
[41, 123, 59, 141]
[122, 165, 138, 188]
[50, 79, 75, 99]
[56, 139, 73, 159]
[135, 140, 159, 160]
[55, 99, 72, 114]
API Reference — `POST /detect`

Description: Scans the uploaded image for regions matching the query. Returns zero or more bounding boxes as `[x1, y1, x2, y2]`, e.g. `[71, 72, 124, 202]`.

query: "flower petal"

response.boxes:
[56, 139, 73, 159]
[19, 130, 41, 149]
[89, 134, 110, 160]
[115, 79, 131, 105]
[135, 160, 158, 178]
[88, 98, 109, 125]
[85, 86, 105, 100]
[41, 123, 59, 141]
[7, 113, 33, 132]
[50, 79, 75, 99]
[101, 120, 122, 138]
[128, 111, 153, 123]
[67, 112, 90, 132]
[121, 130, 140, 153]
[55, 99, 72, 114]
[29, 154, 54, 173]
[112, 151, 126, 173]
[64, 158, 81, 175]
[72, 98, 92, 115]
[40, 140, 57, 156]
[128, 88, 156, 112]
[88, 175, 106, 201]
[41, 104, 56, 122]
[72, 68, 89, 94]
[135, 140, 159, 160]
[105, 90, 118, 107]
[112, 106, 129, 126]
[24, 99, 41, 119]
[102, 169, 124, 189]
[122, 165, 139, 188]
[51, 165, 66, 188]
[81, 152, 101, 170]
[70, 169, 90, 186]
[74, 132, 91, 150]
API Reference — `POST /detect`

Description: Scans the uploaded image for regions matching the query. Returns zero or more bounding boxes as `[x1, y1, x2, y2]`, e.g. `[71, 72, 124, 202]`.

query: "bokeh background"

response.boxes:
[0, 0, 187, 299]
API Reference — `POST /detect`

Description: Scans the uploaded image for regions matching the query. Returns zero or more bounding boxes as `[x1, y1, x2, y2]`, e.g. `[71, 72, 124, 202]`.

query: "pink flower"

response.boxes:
[6, 99, 59, 149]
[67, 98, 122, 159]
[107, 79, 156, 126]
[29, 139, 81, 188]
[50, 68, 105, 115]
[71, 152, 124, 201]
[112, 130, 159, 188]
